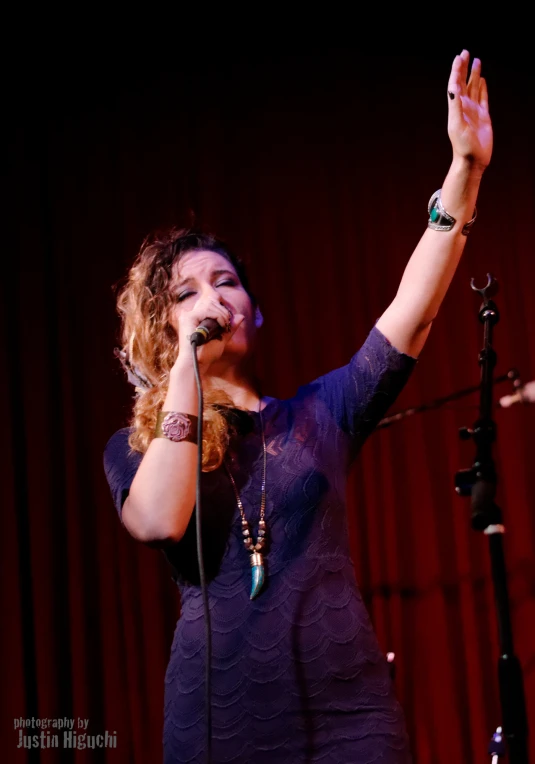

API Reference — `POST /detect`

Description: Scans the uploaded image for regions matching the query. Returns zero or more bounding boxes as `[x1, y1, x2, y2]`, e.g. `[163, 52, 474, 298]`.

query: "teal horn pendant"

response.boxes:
[249, 552, 265, 599]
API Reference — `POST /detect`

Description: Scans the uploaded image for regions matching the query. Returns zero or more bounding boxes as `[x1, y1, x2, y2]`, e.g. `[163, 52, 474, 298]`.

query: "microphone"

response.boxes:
[190, 317, 225, 347]
[498, 380, 535, 408]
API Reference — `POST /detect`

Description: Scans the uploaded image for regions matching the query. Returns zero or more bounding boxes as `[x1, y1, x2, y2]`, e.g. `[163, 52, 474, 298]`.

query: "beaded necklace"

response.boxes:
[224, 402, 267, 600]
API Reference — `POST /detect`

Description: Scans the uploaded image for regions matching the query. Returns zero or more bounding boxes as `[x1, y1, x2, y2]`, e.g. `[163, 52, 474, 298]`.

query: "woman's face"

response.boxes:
[168, 249, 262, 362]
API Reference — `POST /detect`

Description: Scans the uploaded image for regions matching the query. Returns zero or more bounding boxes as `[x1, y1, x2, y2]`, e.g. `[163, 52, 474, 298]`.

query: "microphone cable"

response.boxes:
[190, 337, 213, 764]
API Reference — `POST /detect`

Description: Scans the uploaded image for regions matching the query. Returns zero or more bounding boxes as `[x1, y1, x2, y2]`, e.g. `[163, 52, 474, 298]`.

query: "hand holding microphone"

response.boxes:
[190, 316, 230, 347]
[173, 295, 245, 372]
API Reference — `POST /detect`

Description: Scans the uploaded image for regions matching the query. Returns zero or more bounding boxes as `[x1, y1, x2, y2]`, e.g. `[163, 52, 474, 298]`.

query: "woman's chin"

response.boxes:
[216, 341, 253, 367]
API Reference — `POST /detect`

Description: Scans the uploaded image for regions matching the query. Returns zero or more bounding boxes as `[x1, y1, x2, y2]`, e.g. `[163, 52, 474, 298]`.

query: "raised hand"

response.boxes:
[447, 50, 493, 171]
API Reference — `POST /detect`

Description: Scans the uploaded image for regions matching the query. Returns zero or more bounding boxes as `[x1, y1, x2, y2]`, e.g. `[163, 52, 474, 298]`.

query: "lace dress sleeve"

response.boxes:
[103, 428, 142, 521]
[311, 324, 417, 459]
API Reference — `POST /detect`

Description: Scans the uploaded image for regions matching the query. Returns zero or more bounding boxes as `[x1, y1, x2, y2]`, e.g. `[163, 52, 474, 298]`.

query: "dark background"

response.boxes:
[3, 50, 534, 762]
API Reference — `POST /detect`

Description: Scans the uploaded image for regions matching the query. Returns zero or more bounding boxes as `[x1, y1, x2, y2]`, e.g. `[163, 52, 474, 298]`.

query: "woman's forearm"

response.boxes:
[121, 358, 200, 544]
[376, 158, 485, 358]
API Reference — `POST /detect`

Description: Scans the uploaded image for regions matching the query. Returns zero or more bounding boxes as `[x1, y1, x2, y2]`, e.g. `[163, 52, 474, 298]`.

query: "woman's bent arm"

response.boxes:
[121, 356, 199, 544]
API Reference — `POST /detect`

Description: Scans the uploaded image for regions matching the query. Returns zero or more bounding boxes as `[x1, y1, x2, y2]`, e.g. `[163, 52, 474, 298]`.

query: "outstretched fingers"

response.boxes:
[467, 57, 482, 101]
[447, 52, 466, 123]
[448, 53, 463, 99]
[479, 76, 489, 111]
[446, 49, 493, 167]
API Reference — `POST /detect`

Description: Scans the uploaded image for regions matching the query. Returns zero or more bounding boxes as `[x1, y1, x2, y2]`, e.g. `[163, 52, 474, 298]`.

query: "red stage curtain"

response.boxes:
[3, 52, 534, 763]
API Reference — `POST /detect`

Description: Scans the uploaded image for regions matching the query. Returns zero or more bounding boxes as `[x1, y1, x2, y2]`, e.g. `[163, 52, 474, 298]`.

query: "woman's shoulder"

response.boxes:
[103, 427, 143, 515]
[104, 426, 132, 453]
[103, 427, 140, 473]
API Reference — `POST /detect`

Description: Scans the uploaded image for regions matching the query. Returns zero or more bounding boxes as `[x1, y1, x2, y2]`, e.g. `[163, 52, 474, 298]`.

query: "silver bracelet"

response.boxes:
[427, 189, 477, 236]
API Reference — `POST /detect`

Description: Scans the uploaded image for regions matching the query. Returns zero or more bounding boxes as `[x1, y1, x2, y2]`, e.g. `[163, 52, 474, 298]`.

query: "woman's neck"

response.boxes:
[204, 360, 263, 411]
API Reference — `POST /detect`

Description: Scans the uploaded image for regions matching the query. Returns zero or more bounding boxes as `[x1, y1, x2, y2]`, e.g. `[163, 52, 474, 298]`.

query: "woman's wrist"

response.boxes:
[171, 351, 209, 377]
[440, 156, 484, 223]
[164, 362, 199, 415]
[171, 353, 195, 376]
[450, 154, 487, 181]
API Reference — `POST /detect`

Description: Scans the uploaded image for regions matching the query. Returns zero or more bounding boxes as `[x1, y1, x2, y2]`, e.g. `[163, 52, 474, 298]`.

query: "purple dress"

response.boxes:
[104, 326, 416, 763]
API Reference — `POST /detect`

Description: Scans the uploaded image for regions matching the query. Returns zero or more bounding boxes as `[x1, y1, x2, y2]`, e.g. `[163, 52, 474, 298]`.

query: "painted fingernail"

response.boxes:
[448, 91, 455, 100]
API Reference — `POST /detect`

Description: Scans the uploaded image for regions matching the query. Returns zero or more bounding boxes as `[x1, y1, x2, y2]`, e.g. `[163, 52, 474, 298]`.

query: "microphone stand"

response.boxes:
[453, 274, 529, 764]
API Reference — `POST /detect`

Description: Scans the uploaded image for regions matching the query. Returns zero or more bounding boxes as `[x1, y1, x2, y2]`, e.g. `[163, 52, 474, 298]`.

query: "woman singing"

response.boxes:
[104, 50, 492, 762]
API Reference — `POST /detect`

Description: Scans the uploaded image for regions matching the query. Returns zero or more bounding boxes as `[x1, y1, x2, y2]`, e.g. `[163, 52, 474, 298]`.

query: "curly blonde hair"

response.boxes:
[115, 227, 258, 470]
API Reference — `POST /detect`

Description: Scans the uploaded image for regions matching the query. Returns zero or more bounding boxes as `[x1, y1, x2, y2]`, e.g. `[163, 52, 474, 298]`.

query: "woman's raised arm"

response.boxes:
[376, 50, 493, 358]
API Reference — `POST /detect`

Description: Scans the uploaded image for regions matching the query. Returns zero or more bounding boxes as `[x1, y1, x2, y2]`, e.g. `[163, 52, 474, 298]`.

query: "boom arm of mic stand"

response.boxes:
[375, 370, 520, 430]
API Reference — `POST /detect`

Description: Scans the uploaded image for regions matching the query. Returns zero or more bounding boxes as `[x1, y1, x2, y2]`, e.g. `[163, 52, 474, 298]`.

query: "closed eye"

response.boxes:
[176, 281, 237, 302]
[176, 291, 194, 302]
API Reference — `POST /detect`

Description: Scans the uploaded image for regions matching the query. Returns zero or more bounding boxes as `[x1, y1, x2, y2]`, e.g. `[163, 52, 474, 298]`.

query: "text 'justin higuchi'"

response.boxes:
[14, 718, 117, 750]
